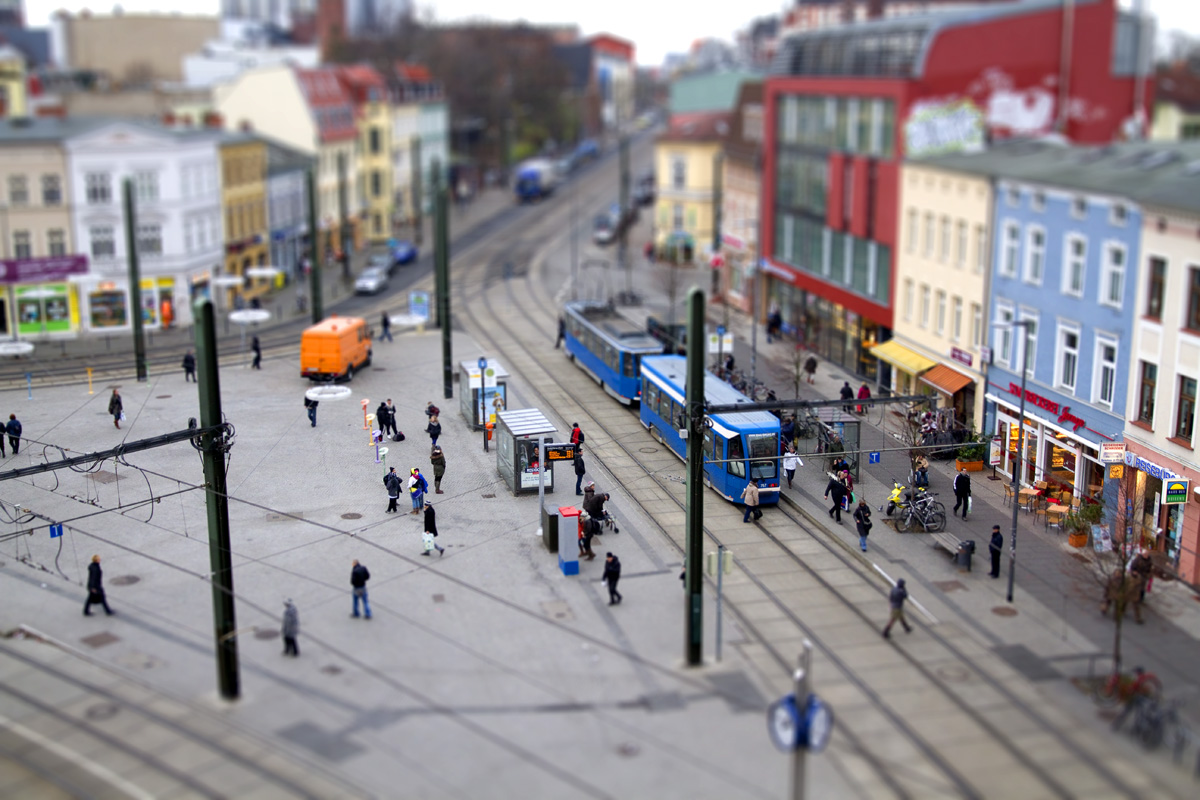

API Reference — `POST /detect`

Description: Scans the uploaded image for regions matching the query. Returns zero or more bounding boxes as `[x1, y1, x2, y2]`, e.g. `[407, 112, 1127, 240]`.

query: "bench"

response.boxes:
[931, 531, 962, 556]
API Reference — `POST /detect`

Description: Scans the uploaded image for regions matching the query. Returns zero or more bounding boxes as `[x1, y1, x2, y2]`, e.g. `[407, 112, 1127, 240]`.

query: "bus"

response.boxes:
[563, 300, 665, 405]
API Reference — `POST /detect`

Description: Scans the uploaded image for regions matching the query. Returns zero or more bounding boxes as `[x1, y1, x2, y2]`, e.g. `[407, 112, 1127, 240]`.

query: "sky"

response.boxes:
[23, 0, 1199, 67]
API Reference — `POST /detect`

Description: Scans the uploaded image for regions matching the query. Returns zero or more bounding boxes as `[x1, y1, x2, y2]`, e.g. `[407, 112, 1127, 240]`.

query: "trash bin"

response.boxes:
[957, 539, 976, 572]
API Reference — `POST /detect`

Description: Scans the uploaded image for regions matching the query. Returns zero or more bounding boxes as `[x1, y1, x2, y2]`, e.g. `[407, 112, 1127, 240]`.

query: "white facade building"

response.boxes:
[183, 39, 320, 89]
[65, 121, 225, 332]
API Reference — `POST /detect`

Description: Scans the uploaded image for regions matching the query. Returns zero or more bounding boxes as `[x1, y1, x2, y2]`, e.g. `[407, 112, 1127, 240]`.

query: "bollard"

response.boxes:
[361, 399, 370, 430]
[365, 413, 376, 445]
[26, 372, 32, 400]
[86, 367, 94, 395]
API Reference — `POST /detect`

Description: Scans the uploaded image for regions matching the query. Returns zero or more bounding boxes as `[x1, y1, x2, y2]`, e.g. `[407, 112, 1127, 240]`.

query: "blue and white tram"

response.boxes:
[563, 300, 665, 405]
[640, 355, 781, 505]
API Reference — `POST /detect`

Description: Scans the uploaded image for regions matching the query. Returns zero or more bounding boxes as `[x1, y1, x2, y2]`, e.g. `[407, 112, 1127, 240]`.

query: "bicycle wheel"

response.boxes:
[1137, 675, 1164, 702]
[1096, 675, 1123, 707]
[925, 511, 947, 532]
[896, 512, 913, 533]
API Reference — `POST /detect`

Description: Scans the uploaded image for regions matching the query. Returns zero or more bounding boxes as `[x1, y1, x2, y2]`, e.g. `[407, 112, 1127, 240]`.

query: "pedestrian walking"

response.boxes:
[573, 452, 586, 495]
[583, 481, 595, 510]
[430, 445, 446, 493]
[182, 350, 196, 382]
[380, 311, 393, 342]
[425, 415, 441, 446]
[780, 415, 796, 452]
[251, 336, 262, 369]
[570, 423, 585, 450]
[5, 414, 20, 455]
[425, 401, 440, 419]
[602, 552, 622, 605]
[839, 381, 854, 414]
[385, 399, 399, 437]
[782, 447, 801, 489]
[881, 579, 913, 638]
[304, 396, 318, 427]
[824, 474, 847, 523]
[741, 481, 762, 523]
[804, 354, 817, 384]
[1130, 548, 1153, 624]
[376, 401, 391, 438]
[408, 468, 428, 513]
[952, 468, 972, 520]
[108, 389, 124, 430]
[350, 560, 371, 618]
[555, 315, 565, 349]
[988, 525, 1004, 578]
[856, 382, 871, 414]
[82, 555, 114, 616]
[421, 503, 445, 556]
[383, 467, 402, 513]
[853, 499, 873, 552]
[281, 599, 299, 656]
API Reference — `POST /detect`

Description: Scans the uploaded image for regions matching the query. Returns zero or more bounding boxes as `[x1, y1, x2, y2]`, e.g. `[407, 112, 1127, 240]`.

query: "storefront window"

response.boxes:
[89, 290, 128, 328]
[16, 285, 72, 335]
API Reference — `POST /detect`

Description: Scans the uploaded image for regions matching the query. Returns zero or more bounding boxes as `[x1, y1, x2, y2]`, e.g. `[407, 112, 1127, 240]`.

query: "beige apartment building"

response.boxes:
[885, 161, 994, 430]
[52, 11, 219, 85]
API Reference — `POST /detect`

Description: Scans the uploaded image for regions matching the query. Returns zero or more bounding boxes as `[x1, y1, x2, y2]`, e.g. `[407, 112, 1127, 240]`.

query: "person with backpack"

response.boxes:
[430, 445, 446, 493]
[570, 423, 585, 450]
[425, 401, 440, 419]
[383, 467, 402, 513]
[408, 468, 428, 514]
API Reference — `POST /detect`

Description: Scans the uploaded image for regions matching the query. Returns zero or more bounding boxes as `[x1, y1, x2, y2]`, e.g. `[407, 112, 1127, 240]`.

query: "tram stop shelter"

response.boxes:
[813, 407, 862, 481]
[496, 408, 557, 496]
[458, 358, 510, 429]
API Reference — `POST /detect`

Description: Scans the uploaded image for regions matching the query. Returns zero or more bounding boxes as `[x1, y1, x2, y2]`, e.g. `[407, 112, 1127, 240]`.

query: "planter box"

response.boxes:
[1068, 531, 1089, 548]
[955, 459, 985, 472]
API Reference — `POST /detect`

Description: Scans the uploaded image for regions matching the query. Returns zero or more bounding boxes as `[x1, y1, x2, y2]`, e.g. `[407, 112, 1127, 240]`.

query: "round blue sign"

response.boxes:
[767, 694, 799, 752]
[478, 357, 487, 370]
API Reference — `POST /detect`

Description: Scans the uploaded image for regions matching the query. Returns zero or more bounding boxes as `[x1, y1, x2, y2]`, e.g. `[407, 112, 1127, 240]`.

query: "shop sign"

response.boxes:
[1164, 479, 1190, 505]
[1122, 451, 1182, 481]
[0, 255, 88, 284]
[1091, 524, 1112, 553]
[950, 347, 973, 368]
[1005, 383, 1087, 431]
[1099, 443, 1126, 463]
[989, 437, 1002, 466]
[1108, 464, 1124, 479]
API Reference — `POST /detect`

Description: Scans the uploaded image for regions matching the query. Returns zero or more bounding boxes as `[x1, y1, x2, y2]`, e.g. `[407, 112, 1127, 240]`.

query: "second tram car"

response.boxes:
[563, 301, 665, 404]
[640, 355, 781, 504]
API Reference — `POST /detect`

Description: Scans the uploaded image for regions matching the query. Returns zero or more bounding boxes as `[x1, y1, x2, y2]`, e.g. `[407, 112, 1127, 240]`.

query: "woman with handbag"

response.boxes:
[108, 389, 124, 430]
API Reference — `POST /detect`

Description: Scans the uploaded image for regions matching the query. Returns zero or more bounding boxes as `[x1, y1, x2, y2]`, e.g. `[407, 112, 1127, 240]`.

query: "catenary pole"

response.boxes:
[684, 286, 706, 666]
[306, 169, 323, 324]
[1007, 320, 1032, 603]
[192, 297, 240, 700]
[122, 179, 147, 381]
[433, 159, 453, 399]
[410, 135, 423, 248]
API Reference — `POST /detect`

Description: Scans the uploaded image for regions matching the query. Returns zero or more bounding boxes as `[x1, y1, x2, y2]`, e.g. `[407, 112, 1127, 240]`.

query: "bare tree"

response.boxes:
[1086, 472, 1147, 677]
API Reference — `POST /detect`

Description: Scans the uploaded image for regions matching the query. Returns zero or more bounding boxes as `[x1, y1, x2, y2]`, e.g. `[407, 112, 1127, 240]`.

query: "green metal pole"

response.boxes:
[433, 159, 452, 399]
[192, 297, 240, 700]
[684, 286, 706, 666]
[337, 151, 351, 280]
[122, 179, 147, 381]
[306, 169, 323, 324]
[618, 134, 631, 302]
[410, 135, 423, 248]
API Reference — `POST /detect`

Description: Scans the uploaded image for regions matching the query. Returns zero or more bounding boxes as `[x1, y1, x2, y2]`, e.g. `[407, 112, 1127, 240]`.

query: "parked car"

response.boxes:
[633, 174, 655, 206]
[366, 252, 393, 275]
[355, 267, 389, 295]
[391, 240, 418, 266]
[592, 212, 616, 245]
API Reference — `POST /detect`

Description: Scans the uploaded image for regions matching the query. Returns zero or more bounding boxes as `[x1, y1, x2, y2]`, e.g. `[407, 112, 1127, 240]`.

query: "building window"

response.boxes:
[86, 173, 112, 204]
[935, 290, 946, 335]
[672, 203, 684, 231]
[955, 221, 967, 268]
[1006, 187, 1020, 207]
[371, 170, 382, 198]
[975, 225, 987, 274]
[134, 171, 159, 204]
[1176, 376, 1197, 442]
[1023, 227, 1045, 284]
[136, 224, 162, 256]
[184, 219, 195, 253]
[671, 157, 686, 189]
[41, 174, 61, 205]
[996, 304, 1014, 365]
[1188, 267, 1200, 331]
[920, 285, 931, 328]
[1071, 196, 1087, 218]
[1110, 203, 1128, 226]
[373, 213, 382, 235]
[903, 278, 914, 321]
[1020, 312, 1038, 377]
[971, 302, 982, 348]
[90, 226, 115, 259]
[1137, 361, 1156, 426]
[1145, 256, 1166, 320]
[923, 213, 934, 258]
[8, 175, 28, 206]
[951, 296, 963, 341]
[906, 208, 917, 253]
[1031, 191, 1045, 211]
[369, 127, 381, 155]
[1101, 243, 1126, 307]
[1062, 236, 1086, 297]
[12, 230, 31, 259]
[1056, 324, 1079, 393]
[1000, 222, 1019, 278]
[1095, 337, 1117, 408]
[938, 216, 950, 262]
[47, 229, 66, 256]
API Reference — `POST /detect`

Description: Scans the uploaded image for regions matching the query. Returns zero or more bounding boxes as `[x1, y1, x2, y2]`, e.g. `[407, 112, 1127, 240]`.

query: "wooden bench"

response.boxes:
[931, 531, 962, 556]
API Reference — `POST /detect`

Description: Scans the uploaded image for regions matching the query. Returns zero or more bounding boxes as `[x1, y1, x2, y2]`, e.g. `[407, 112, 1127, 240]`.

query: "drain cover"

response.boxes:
[482, 494, 495, 499]
[255, 629, 280, 640]
[992, 606, 1019, 617]
[932, 580, 966, 593]
[80, 632, 119, 649]
[90, 471, 123, 484]
[320, 665, 343, 675]
[341, 512, 363, 520]
[638, 447, 658, 454]
[109, 575, 140, 586]
[432, 594, 445, 603]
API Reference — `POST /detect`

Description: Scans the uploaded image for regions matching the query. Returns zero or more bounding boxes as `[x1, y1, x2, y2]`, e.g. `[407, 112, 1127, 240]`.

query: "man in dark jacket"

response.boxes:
[952, 468, 972, 519]
[584, 491, 608, 521]
[570, 423, 585, 449]
[988, 525, 1004, 578]
[182, 351, 196, 382]
[839, 381, 854, 414]
[602, 552, 622, 605]
[385, 399, 399, 437]
[881, 578, 912, 638]
[350, 559, 371, 619]
[574, 453, 586, 495]
[380, 311, 393, 342]
[383, 467, 402, 513]
[305, 397, 318, 427]
[83, 555, 114, 616]
[5, 414, 20, 455]
[430, 445, 446, 493]
[824, 476, 847, 523]
[281, 599, 299, 656]
[376, 401, 391, 438]
[424, 503, 438, 538]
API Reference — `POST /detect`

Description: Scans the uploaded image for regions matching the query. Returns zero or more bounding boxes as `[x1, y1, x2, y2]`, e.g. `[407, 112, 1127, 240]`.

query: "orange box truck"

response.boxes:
[300, 316, 372, 382]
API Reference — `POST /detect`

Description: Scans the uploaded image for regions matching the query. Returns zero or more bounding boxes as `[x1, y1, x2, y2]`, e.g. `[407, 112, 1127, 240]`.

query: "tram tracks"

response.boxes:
[452, 206, 1166, 798]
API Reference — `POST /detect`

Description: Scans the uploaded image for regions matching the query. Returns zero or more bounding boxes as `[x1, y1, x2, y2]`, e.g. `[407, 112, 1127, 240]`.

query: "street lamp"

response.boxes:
[992, 317, 1035, 604]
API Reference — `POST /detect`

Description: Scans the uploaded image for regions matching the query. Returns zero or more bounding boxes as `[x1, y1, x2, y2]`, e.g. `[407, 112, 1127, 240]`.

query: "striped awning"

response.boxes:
[869, 340, 936, 376]
[920, 363, 975, 396]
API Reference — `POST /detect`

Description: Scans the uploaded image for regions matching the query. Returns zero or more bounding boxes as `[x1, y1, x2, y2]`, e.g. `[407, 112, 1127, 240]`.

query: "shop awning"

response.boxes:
[869, 340, 936, 375]
[920, 363, 974, 396]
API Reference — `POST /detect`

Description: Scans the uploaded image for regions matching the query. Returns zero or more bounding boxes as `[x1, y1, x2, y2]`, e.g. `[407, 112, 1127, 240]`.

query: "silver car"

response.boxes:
[355, 267, 389, 295]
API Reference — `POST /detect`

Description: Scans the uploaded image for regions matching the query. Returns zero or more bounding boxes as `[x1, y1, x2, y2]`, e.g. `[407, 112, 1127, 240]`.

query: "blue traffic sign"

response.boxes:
[868, 452, 881, 464]
[49, 524, 63, 539]
[717, 325, 726, 336]
[768, 692, 835, 753]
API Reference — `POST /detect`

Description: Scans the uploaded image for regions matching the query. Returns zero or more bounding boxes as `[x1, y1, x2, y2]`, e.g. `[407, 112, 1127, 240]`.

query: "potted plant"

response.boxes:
[954, 437, 988, 472]
[1064, 501, 1103, 548]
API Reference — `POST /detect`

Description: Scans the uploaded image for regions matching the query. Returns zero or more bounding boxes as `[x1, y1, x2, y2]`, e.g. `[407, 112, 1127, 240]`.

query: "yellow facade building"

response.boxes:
[218, 136, 269, 304]
[0, 45, 28, 118]
[653, 113, 731, 262]
[887, 162, 995, 430]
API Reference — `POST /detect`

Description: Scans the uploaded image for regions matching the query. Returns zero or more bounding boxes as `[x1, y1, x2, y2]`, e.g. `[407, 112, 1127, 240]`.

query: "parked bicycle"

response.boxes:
[1094, 666, 1163, 708]
[895, 495, 947, 532]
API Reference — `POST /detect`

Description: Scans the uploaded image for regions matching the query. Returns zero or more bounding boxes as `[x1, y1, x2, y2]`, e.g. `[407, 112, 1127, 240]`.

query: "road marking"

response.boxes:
[0, 713, 158, 800]
[873, 563, 940, 625]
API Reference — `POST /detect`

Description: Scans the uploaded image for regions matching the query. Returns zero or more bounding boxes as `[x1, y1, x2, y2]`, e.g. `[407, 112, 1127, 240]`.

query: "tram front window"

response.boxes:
[748, 433, 778, 480]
